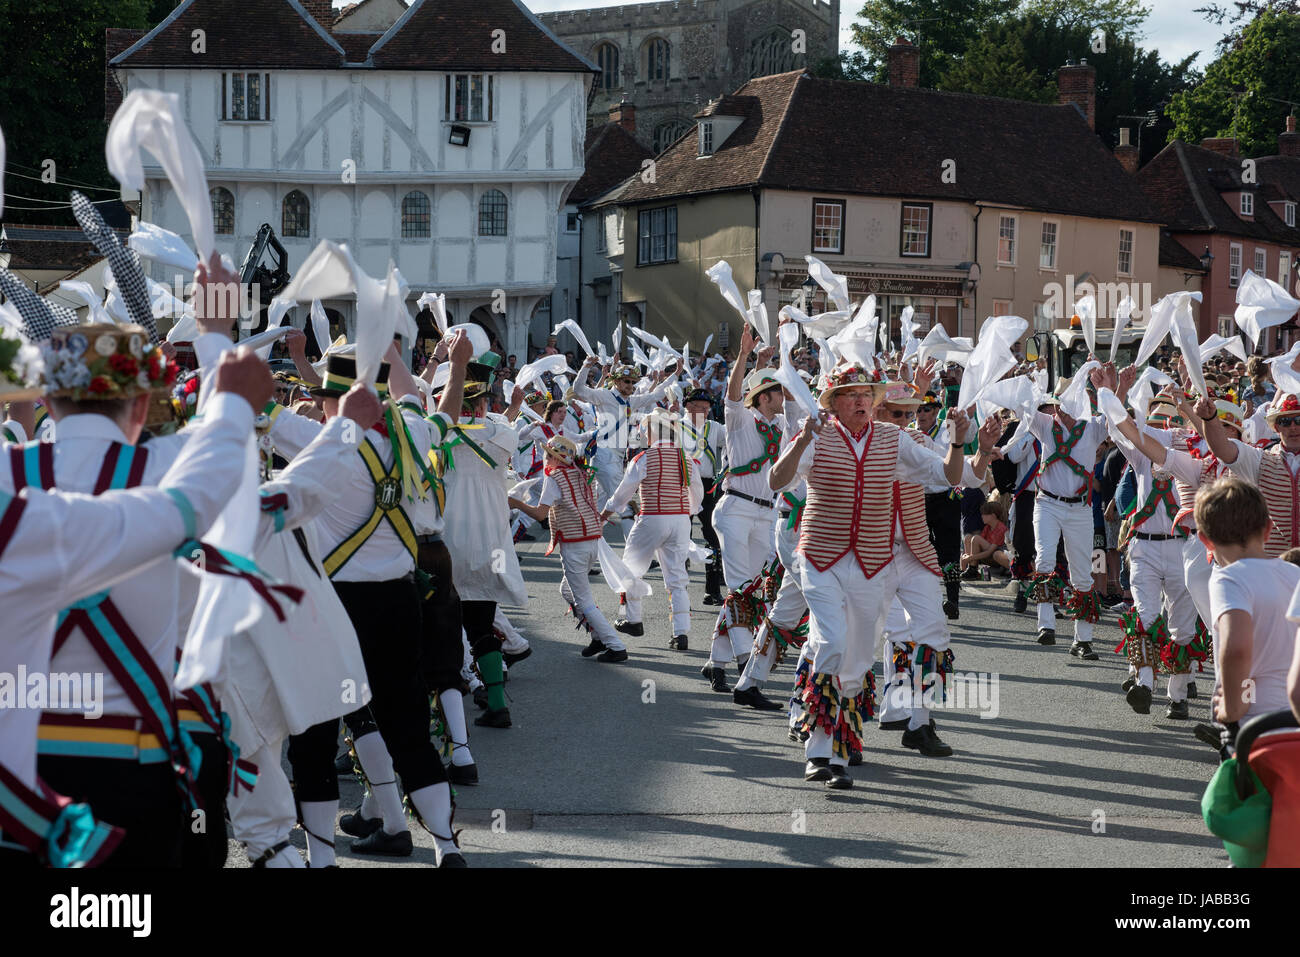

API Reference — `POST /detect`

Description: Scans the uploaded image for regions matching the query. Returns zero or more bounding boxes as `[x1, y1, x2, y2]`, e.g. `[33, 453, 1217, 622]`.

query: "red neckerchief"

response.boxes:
[841, 418, 871, 442]
[372, 418, 389, 440]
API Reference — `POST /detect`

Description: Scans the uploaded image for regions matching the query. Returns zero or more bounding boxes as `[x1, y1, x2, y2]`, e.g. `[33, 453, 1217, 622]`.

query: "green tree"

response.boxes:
[0, 0, 181, 225]
[1167, 7, 1300, 157]
[848, 0, 1021, 87]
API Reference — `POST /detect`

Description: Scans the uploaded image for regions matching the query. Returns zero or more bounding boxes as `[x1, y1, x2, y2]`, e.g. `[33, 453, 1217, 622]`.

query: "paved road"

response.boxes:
[229, 530, 1228, 868]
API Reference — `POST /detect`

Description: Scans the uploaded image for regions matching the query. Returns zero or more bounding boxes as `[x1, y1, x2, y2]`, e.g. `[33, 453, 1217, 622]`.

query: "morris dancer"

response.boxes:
[681, 387, 727, 606]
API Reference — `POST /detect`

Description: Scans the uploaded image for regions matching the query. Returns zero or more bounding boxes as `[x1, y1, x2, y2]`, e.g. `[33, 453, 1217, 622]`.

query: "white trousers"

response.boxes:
[1182, 535, 1218, 693]
[710, 492, 777, 664]
[1033, 495, 1095, 640]
[621, 514, 693, 636]
[879, 598, 913, 723]
[737, 519, 807, 690]
[879, 550, 950, 724]
[226, 738, 298, 863]
[559, 538, 623, 649]
[494, 607, 529, 655]
[1127, 536, 1198, 698]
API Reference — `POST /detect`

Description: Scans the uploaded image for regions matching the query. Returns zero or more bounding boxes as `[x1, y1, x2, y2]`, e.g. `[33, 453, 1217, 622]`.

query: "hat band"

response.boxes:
[321, 370, 388, 395]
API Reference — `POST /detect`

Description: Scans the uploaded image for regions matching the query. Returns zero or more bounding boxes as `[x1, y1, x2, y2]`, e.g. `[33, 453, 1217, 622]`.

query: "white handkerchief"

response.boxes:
[1199, 333, 1248, 365]
[957, 315, 1026, 412]
[804, 255, 851, 312]
[515, 353, 572, 392]
[598, 538, 652, 600]
[554, 318, 595, 358]
[1125, 366, 1174, 425]
[417, 292, 448, 336]
[129, 221, 200, 274]
[1267, 342, 1300, 397]
[1169, 293, 1205, 398]
[1109, 296, 1136, 363]
[107, 90, 214, 262]
[1097, 387, 1129, 427]
[917, 325, 974, 368]
[1075, 295, 1097, 358]
[705, 260, 752, 328]
[1059, 360, 1099, 420]
[1235, 270, 1300, 347]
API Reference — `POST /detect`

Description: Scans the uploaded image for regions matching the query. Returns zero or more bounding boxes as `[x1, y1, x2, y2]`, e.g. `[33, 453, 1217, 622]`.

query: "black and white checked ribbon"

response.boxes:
[0, 268, 78, 343]
[70, 191, 160, 344]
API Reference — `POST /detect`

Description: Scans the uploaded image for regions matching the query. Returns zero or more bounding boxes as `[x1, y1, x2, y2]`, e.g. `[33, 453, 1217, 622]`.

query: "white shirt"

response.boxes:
[604, 441, 704, 515]
[722, 396, 786, 504]
[268, 398, 442, 581]
[573, 369, 676, 451]
[681, 416, 726, 481]
[1210, 558, 1300, 720]
[1026, 411, 1108, 500]
[1225, 439, 1300, 484]
[0, 392, 253, 789]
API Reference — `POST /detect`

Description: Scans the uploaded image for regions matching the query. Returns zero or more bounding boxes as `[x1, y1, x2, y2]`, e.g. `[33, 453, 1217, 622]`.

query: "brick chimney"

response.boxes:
[1280, 115, 1300, 158]
[1057, 59, 1095, 130]
[1114, 126, 1139, 174]
[302, 0, 335, 28]
[1201, 137, 1239, 158]
[888, 38, 920, 88]
[608, 100, 636, 133]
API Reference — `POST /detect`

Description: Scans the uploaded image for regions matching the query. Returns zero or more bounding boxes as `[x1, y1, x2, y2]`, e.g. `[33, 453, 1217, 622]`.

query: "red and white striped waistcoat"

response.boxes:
[1169, 432, 1217, 532]
[636, 444, 690, 515]
[547, 465, 603, 554]
[799, 420, 914, 576]
[1257, 448, 1300, 557]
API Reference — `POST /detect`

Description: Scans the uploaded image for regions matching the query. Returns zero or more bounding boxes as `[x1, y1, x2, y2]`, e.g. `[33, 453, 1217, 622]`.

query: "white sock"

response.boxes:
[1138, 665, 1154, 689]
[440, 690, 474, 767]
[407, 782, 460, 865]
[1167, 672, 1190, 702]
[264, 845, 305, 868]
[1037, 602, 1053, 629]
[908, 706, 929, 731]
[298, 800, 337, 868]
[352, 731, 407, 834]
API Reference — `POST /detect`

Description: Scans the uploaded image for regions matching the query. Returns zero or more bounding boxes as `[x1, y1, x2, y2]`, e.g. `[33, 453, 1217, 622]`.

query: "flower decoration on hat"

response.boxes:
[170, 369, 202, 422]
[610, 363, 639, 381]
[35, 323, 177, 400]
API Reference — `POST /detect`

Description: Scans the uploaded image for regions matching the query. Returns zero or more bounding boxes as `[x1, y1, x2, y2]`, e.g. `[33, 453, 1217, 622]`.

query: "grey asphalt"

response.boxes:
[228, 531, 1228, 868]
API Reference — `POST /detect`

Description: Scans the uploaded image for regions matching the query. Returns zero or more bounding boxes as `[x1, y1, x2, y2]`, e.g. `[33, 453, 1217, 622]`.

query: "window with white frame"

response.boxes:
[1218, 316, 1234, 338]
[900, 203, 931, 257]
[1040, 221, 1058, 269]
[814, 199, 845, 255]
[998, 215, 1017, 265]
[1229, 243, 1242, 286]
[699, 122, 714, 156]
[1117, 228, 1134, 275]
[1286, 202, 1296, 228]
[221, 73, 271, 121]
[445, 75, 493, 122]
[637, 206, 677, 265]
[1281, 251, 1292, 288]
[1241, 192, 1254, 216]
[1255, 247, 1267, 276]
[566, 211, 579, 233]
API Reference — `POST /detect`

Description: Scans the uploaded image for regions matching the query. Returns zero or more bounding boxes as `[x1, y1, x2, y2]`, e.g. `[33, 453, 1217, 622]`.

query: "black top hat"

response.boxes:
[683, 387, 714, 405]
[311, 354, 391, 398]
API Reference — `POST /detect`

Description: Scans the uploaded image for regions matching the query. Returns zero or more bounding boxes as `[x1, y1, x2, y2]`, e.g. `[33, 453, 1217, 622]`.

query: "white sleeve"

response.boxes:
[537, 476, 562, 508]
[1225, 439, 1262, 485]
[267, 404, 325, 459]
[689, 457, 704, 514]
[791, 435, 817, 482]
[1159, 448, 1204, 487]
[1025, 411, 1053, 443]
[257, 416, 356, 533]
[896, 429, 952, 487]
[604, 455, 648, 513]
[1209, 567, 1253, 625]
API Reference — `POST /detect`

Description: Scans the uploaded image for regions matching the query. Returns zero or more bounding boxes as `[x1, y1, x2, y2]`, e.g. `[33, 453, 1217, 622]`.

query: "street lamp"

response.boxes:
[801, 275, 818, 314]
[1183, 246, 1213, 285]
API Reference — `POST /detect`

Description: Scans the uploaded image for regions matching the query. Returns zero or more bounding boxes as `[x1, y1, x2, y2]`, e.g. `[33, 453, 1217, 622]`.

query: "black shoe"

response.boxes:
[1013, 593, 1028, 614]
[943, 599, 959, 620]
[804, 757, 832, 782]
[1069, 640, 1099, 660]
[733, 685, 783, 711]
[1121, 675, 1136, 693]
[1036, 628, 1056, 645]
[614, 619, 644, 637]
[702, 593, 724, 606]
[334, 751, 354, 774]
[788, 727, 809, 743]
[1187, 682, 1198, 700]
[439, 852, 468, 868]
[339, 808, 382, 838]
[472, 686, 488, 710]
[581, 637, 607, 658]
[878, 717, 911, 731]
[1165, 699, 1190, 720]
[1126, 683, 1153, 715]
[502, 647, 532, 667]
[1099, 591, 1124, 608]
[589, 567, 601, 576]
[447, 762, 479, 786]
[351, 828, 413, 857]
[597, 647, 628, 663]
[668, 635, 688, 651]
[847, 748, 863, 767]
[474, 707, 511, 728]
[700, 664, 729, 693]
[826, 764, 853, 789]
[902, 723, 954, 757]
[961, 566, 981, 581]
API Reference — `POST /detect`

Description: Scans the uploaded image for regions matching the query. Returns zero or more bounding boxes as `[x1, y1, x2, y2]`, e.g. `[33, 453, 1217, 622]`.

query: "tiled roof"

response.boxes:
[111, 0, 346, 69]
[369, 0, 597, 73]
[1136, 141, 1300, 243]
[112, 0, 595, 72]
[1159, 231, 1207, 271]
[617, 71, 1160, 224]
[105, 29, 145, 121]
[570, 123, 654, 207]
[1256, 155, 1300, 211]
[694, 95, 751, 119]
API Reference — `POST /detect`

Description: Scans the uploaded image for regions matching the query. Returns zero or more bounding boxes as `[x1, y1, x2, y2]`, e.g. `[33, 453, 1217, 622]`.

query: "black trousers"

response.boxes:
[925, 491, 963, 569]
[696, 484, 722, 556]
[461, 599, 499, 661]
[1011, 491, 1038, 577]
[335, 577, 446, 794]
[418, 538, 465, 694]
[37, 755, 184, 868]
[180, 732, 229, 869]
[288, 718, 342, 803]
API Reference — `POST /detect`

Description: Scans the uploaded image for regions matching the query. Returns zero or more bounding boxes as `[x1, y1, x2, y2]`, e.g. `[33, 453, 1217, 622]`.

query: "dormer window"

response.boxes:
[1287, 202, 1296, 228]
[699, 122, 714, 156]
[1241, 192, 1254, 216]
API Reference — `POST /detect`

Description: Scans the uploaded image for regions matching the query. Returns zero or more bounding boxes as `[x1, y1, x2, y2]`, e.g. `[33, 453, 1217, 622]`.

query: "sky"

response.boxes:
[475, 0, 1222, 71]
